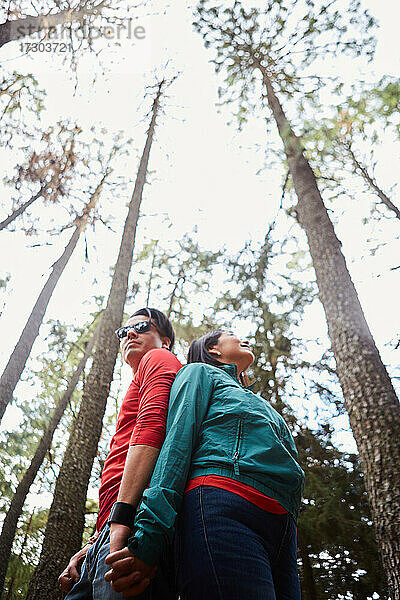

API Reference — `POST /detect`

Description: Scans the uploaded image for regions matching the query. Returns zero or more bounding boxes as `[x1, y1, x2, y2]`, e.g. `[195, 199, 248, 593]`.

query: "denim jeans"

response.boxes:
[174, 486, 301, 600]
[65, 524, 176, 600]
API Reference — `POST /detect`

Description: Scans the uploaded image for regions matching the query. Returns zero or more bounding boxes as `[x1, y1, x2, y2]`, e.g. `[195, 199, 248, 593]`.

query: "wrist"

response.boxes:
[110, 522, 132, 539]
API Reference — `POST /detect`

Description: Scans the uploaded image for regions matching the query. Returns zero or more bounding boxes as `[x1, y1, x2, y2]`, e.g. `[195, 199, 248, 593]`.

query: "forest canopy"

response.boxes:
[0, 1, 399, 599]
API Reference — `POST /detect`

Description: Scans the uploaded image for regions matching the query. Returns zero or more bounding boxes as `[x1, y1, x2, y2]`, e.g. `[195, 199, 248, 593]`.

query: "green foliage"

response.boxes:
[343, 77, 400, 140]
[194, 0, 377, 127]
[297, 426, 388, 599]
[82, 497, 100, 542]
[0, 71, 46, 148]
[2, 501, 100, 600]
[0, 316, 98, 506]
[301, 76, 400, 172]
[0, 274, 11, 290]
[2, 509, 48, 600]
[0, 314, 103, 597]
[193, 1, 399, 240]
[296, 76, 400, 227]
[214, 233, 317, 405]
[154, 234, 222, 316]
[130, 233, 222, 359]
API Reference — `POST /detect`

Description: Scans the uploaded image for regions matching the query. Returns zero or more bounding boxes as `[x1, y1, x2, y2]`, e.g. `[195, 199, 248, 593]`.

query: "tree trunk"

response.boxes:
[0, 1, 107, 48]
[0, 226, 80, 422]
[0, 183, 50, 231]
[344, 142, 400, 220]
[298, 536, 318, 600]
[0, 332, 96, 594]
[26, 80, 167, 600]
[145, 240, 158, 306]
[259, 65, 400, 598]
[0, 185, 100, 423]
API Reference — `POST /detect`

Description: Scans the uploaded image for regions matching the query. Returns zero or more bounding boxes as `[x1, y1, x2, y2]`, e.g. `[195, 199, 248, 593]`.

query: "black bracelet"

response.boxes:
[108, 501, 136, 528]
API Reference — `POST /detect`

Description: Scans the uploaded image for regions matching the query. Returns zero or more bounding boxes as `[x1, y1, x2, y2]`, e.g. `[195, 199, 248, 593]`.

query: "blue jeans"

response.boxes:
[174, 486, 301, 600]
[65, 524, 176, 600]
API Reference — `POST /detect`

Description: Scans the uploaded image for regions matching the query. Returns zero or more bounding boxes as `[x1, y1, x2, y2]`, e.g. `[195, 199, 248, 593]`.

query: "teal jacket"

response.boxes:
[128, 362, 305, 566]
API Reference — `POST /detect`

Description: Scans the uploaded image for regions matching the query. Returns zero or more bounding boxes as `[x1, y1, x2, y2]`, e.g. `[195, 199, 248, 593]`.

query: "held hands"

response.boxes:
[104, 547, 157, 597]
[58, 545, 90, 593]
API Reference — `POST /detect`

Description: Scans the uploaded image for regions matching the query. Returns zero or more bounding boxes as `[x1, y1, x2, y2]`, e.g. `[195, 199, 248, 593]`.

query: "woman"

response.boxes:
[106, 330, 305, 599]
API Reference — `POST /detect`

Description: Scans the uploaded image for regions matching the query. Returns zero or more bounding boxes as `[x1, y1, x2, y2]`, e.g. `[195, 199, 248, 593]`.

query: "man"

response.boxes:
[58, 307, 182, 599]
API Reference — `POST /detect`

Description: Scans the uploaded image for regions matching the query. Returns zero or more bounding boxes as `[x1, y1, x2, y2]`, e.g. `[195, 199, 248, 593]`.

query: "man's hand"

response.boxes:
[109, 523, 132, 555]
[105, 547, 157, 597]
[58, 545, 89, 593]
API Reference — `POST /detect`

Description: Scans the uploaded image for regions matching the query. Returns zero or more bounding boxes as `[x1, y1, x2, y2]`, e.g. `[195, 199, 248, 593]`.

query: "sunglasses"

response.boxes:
[115, 320, 159, 341]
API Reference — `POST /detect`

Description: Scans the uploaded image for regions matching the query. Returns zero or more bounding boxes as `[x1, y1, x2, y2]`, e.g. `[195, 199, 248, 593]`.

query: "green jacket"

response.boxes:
[128, 362, 305, 566]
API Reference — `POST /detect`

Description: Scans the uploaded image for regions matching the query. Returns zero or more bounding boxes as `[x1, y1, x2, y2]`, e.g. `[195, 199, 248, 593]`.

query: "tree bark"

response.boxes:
[0, 332, 96, 593]
[0, 183, 50, 231]
[0, 1, 107, 48]
[0, 184, 101, 423]
[258, 65, 400, 598]
[344, 142, 400, 220]
[26, 80, 167, 600]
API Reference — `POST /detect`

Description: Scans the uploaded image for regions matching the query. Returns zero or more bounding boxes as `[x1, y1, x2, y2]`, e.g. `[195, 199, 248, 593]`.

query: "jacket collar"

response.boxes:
[220, 363, 239, 382]
[220, 363, 256, 390]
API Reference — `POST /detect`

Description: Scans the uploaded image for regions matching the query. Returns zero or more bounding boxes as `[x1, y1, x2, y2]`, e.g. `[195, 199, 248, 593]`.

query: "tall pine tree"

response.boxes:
[194, 3, 400, 593]
[27, 77, 173, 600]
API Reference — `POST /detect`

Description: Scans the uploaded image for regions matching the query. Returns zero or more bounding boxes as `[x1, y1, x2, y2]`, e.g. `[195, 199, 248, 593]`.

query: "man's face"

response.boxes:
[120, 314, 167, 370]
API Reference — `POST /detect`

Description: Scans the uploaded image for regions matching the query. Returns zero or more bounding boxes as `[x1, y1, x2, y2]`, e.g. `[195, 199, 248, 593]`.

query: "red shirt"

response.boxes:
[185, 475, 287, 514]
[96, 348, 182, 531]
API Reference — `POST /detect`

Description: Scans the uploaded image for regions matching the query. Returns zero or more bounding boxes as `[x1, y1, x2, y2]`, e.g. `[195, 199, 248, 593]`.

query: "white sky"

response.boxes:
[1, 0, 399, 459]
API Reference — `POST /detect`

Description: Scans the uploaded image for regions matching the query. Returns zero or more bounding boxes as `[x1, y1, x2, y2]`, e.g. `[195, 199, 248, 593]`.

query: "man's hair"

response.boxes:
[130, 307, 175, 350]
[187, 330, 224, 367]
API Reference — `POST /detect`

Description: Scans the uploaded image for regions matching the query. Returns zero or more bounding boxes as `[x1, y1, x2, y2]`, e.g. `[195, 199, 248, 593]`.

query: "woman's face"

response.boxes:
[209, 332, 255, 373]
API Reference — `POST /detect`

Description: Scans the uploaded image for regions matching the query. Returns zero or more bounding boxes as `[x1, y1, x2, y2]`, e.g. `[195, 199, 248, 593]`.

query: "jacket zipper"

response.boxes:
[233, 420, 242, 476]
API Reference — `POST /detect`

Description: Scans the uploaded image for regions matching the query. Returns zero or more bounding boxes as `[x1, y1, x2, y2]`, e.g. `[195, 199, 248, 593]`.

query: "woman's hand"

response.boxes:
[104, 547, 157, 597]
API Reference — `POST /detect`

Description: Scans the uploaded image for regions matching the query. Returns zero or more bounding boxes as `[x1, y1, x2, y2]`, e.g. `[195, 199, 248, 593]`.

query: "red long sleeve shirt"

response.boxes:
[96, 348, 182, 532]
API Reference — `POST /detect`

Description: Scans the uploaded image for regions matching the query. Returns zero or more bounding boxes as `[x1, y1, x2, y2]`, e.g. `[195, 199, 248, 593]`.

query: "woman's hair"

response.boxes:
[130, 307, 175, 350]
[187, 330, 224, 367]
